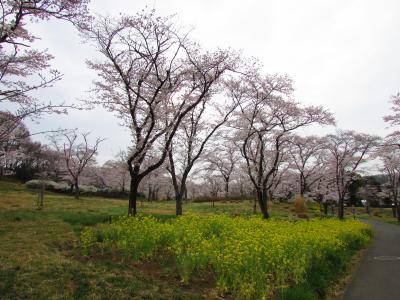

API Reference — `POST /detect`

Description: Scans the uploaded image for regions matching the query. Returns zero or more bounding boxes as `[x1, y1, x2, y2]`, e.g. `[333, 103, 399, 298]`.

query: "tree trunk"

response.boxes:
[256, 188, 269, 219]
[171, 175, 185, 215]
[300, 175, 305, 197]
[338, 197, 344, 219]
[323, 202, 328, 216]
[240, 186, 245, 201]
[128, 176, 140, 216]
[175, 191, 183, 216]
[365, 201, 370, 216]
[121, 177, 125, 193]
[151, 187, 158, 201]
[268, 190, 274, 203]
[184, 186, 188, 202]
[262, 190, 269, 219]
[393, 191, 399, 221]
[74, 180, 80, 200]
[300, 172, 309, 198]
[147, 184, 152, 202]
[224, 178, 229, 198]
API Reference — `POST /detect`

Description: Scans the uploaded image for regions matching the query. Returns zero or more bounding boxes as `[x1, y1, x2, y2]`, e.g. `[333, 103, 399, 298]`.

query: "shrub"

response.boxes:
[53, 183, 70, 193]
[294, 194, 307, 214]
[24, 180, 138, 199]
[372, 210, 381, 217]
[80, 215, 372, 299]
[25, 180, 60, 191]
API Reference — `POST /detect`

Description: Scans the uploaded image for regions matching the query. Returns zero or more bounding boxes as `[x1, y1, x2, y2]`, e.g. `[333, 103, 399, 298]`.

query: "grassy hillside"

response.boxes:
[0, 181, 194, 299]
[0, 181, 386, 299]
[0, 181, 293, 299]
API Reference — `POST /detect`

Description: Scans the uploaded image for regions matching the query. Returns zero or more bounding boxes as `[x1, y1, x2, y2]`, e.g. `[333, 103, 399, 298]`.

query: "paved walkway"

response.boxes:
[343, 220, 400, 300]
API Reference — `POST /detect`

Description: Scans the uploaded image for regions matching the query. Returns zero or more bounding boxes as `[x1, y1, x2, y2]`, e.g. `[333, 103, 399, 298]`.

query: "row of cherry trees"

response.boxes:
[1, 3, 400, 220]
[78, 10, 387, 219]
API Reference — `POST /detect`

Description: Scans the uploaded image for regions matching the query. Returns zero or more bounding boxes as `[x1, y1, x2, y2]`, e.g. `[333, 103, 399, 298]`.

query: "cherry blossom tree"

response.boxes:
[98, 150, 130, 192]
[204, 173, 223, 207]
[0, 127, 65, 182]
[0, 0, 91, 144]
[32, 145, 66, 182]
[383, 93, 400, 127]
[272, 169, 297, 202]
[205, 140, 238, 198]
[380, 92, 400, 220]
[167, 91, 239, 215]
[288, 135, 327, 197]
[382, 93, 400, 148]
[82, 11, 238, 215]
[309, 167, 339, 215]
[0, 114, 30, 177]
[324, 130, 380, 219]
[233, 73, 334, 218]
[51, 131, 103, 199]
[141, 162, 170, 202]
[230, 163, 254, 201]
[376, 144, 400, 221]
[267, 150, 293, 202]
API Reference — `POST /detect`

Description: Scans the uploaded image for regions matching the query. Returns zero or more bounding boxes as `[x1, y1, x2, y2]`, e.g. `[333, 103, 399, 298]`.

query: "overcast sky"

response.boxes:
[26, 0, 400, 164]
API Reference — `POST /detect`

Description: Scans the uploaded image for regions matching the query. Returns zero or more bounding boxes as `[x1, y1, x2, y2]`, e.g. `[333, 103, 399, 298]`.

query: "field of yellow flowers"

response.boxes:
[81, 215, 372, 299]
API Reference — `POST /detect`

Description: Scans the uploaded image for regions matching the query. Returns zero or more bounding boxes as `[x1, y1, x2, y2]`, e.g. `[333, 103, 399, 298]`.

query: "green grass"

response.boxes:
[343, 205, 400, 225]
[0, 180, 384, 299]
[0, 181, 206, 299]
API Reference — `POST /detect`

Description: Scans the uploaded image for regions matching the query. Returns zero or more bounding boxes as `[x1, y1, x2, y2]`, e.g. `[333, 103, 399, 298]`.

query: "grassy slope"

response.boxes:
[0, 181, 298, 299]
[0, 181, 394, 299]
[0, 181, 203, 299]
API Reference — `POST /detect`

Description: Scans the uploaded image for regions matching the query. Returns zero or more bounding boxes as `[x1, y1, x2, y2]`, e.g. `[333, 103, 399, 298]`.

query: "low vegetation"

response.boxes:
[0, 181, 202, 299]
[81, 215, 372, 299]
[0, 181, 383, 299]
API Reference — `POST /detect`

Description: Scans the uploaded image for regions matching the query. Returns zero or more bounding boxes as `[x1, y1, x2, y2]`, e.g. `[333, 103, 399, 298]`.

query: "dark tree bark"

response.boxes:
[365, 201, 370, 216]
[338, 197, 344, 219]
[224, 178, 229, 198]
[397, 204, 400, 222]
[128, 166, 141, 216]
[254, 187, 270, 219]
[323, 202, 328, 216]
[73, 179, 80, 200]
